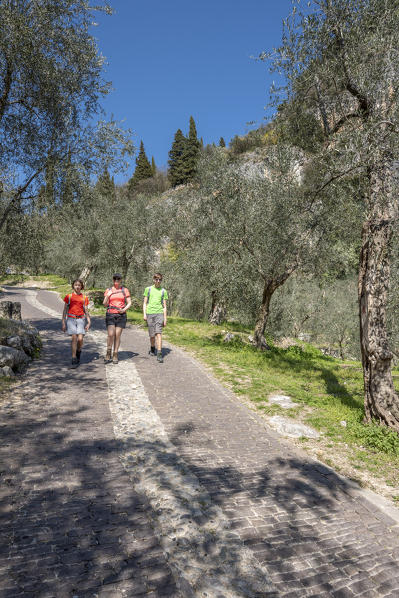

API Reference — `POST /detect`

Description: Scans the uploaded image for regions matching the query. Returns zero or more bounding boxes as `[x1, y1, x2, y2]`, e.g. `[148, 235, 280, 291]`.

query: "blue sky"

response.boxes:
[93, 0, 293, 180]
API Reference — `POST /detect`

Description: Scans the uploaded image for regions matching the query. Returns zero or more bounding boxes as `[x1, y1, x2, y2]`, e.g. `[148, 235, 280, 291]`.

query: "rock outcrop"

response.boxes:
[0, 302, 41, 376]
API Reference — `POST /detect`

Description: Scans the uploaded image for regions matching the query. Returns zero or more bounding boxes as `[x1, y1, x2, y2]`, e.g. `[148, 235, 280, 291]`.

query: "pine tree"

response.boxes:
[151, 156, 157, 176]
[180, 116, 201, 183]
[168, 129, 186, 187]
[219, 137, 226, 148]
[128, 140, 153, 191]
[96, 168, 116, 202]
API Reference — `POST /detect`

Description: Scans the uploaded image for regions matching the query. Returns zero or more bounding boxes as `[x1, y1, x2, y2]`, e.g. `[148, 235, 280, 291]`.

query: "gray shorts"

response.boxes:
[66, 317, 86, 336]
[147, 313, 164, 336]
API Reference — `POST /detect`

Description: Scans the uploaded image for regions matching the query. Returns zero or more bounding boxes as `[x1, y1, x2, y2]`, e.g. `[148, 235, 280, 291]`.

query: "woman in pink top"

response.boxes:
[103, 273, 131, 364]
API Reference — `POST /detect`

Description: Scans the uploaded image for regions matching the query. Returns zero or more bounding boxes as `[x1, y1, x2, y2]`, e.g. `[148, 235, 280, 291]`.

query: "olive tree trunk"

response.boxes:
[79, 265, 93, 285]
[209, 291, 226, 325]
[254, 269, 296, 349]
[358, 164, 399, 432]
[253, 282, 275, 349]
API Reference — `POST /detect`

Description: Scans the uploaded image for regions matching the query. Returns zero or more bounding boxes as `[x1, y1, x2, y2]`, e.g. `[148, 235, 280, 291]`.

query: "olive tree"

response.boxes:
[264, 0, 399, 431]
[167, 146, 357, 346]
[0, 0, 132, 231]
[46, 184, 158, 291]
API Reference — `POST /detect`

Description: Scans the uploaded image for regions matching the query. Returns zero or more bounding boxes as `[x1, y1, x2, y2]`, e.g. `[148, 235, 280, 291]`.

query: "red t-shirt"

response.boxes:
[64, 293, 89, 317]
[105, 286, 130, 314]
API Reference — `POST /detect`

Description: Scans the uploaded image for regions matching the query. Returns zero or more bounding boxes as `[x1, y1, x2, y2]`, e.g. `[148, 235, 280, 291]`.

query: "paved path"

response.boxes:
[1, 287, 399, 597]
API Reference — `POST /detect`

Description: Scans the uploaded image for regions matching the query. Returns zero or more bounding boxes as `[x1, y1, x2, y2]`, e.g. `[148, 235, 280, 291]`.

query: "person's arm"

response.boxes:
[61, 303, 68, 332]
[163, 299, 167, 327]
[103, 288, 112, 307]
[121, 297, 132, 313]
[84, 301, 91, 331]
[143, 296, 148, 320]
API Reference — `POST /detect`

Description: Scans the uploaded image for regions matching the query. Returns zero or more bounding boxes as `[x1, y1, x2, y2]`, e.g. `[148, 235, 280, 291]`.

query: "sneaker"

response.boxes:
[71, 357, 79, 369]
[148, 348, 157, 356]
[157, 352, 163, 363]
[112, 352, 119, 364]
[104, 350, 112, 364]
[76, 350, 81, 363]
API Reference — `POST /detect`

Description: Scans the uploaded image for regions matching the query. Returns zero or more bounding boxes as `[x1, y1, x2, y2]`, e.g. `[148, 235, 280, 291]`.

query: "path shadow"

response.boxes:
[160, 418, 398, 595]
[2, 400, 397, 596]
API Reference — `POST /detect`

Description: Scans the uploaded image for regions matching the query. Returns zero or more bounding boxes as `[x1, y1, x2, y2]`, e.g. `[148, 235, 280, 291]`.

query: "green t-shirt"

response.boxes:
[144, 285, 168, 314]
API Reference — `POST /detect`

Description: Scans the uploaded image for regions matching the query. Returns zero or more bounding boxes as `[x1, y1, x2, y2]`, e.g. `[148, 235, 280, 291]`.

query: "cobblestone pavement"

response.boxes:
[0, 287, 177, 598]
[123, 323, 399, 598]
[1, 287, 399, 597]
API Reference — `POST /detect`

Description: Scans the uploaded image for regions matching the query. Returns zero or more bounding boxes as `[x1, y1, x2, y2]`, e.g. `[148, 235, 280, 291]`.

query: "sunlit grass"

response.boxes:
[157, 315, 399, 489]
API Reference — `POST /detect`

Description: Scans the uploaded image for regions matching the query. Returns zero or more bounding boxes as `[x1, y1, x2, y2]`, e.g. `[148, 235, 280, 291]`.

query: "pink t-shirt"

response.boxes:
[105, 286, 130, 314]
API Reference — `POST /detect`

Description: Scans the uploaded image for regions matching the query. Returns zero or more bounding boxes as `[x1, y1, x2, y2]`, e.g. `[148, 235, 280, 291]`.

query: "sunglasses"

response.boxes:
[153, 278, 162, 281]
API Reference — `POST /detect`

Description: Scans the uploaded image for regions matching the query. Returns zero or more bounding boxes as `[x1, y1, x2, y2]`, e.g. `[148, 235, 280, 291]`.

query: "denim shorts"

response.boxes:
[67, 317, 86, 335]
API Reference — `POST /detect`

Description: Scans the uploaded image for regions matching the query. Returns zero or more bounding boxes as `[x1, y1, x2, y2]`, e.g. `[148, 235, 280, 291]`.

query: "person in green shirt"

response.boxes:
[143, 273, 168, 363]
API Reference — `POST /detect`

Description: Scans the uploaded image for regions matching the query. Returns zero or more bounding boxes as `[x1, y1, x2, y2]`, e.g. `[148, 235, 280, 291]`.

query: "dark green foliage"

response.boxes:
[180, 116, 201, 182]
[219, 137, 226, 147]
[151, 156, 156, 176]
[96, 168, 116, 202]
[128, 141, 153, 191]
[168, 129, 187, 187]
[168, 117, 201, 187]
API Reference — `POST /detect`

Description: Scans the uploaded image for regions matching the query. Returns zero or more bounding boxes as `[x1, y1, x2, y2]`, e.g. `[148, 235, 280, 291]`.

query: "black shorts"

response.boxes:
[106, 312, 127, 329]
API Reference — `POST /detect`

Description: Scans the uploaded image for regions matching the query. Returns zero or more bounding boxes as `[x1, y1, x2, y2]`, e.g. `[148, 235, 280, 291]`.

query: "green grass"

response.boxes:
[156, 315, 399, 491]
[12, 274, 399, 495]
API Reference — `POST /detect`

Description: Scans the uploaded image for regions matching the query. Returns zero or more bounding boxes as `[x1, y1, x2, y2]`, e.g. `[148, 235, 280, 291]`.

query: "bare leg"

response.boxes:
[150, 335, 156, 349]
[155, 333, 162, 353]
[71, 334, 78, 358]
[107, 325, 115, 351]
[113, 327, 123, 354]
[77, 334, 84, 351]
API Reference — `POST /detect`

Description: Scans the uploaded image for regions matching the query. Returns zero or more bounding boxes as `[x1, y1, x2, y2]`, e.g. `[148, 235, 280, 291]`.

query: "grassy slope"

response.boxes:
[160, 318, 399, 499]
[3, 274, 398, 501]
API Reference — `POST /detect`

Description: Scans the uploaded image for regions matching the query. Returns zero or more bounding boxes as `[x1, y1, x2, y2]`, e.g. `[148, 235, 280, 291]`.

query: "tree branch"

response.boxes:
[335, 27, 370, 117]
[309, 164, 362, 202]
[7, 99, 40, 119]
[0, 167, 45, 231]
[0, 59, 13, 123]
[330, 111, 362, 134]
[314, 76, 330, 137]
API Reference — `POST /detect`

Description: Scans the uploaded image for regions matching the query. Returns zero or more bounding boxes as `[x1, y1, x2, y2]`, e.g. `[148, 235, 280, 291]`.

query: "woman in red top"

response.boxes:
[62, 279, 91, 369]
[103, 273, 131, 364]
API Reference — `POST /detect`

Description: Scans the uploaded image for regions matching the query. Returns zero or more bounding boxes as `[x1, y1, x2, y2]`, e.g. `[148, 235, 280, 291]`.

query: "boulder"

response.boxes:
[223, 332, 235, 343]
[268, 394, 298, 409]
[0, 345, 30, 370]
[268, 415, 320, 439]
[21, 328, 41, 355]
[0, 366, 15, 377]
[6, 335, 23, 350]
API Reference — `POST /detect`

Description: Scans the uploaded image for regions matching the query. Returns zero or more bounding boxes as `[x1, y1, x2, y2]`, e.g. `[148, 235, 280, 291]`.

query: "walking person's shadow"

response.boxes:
[117, 350, 139, 362]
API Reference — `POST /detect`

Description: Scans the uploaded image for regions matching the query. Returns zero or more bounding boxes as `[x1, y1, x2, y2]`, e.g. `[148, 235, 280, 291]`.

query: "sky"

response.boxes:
[93, 0, 293, 180]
